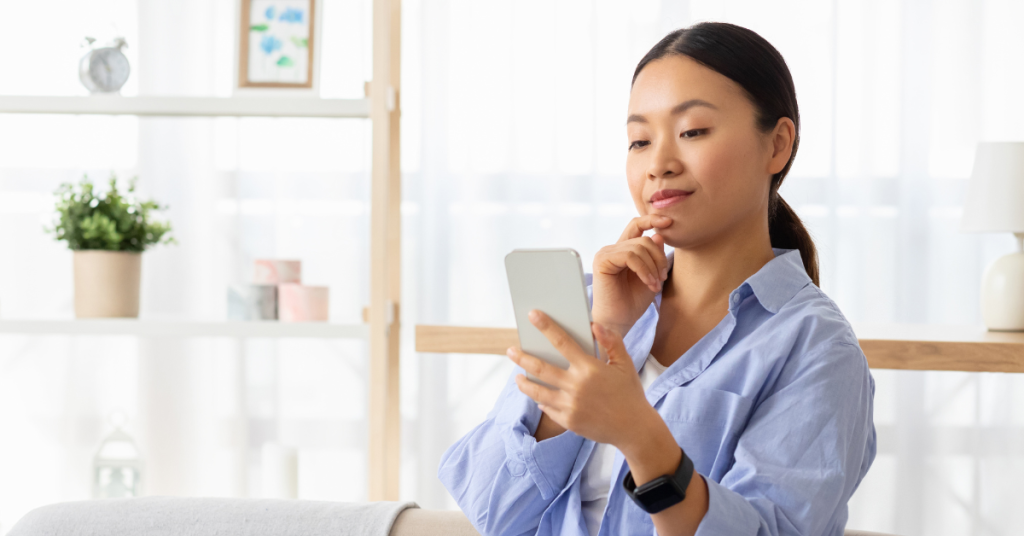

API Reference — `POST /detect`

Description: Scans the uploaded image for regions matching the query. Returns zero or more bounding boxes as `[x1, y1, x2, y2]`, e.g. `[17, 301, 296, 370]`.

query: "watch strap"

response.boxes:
[622, 448, 694, 514]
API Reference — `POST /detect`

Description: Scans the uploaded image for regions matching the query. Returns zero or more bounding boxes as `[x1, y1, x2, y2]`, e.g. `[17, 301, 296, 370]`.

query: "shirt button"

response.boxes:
[731, 295, 741, 306]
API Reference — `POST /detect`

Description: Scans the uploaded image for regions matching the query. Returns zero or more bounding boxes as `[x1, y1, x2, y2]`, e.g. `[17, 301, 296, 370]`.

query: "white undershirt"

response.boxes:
[579, 354, 668, 536]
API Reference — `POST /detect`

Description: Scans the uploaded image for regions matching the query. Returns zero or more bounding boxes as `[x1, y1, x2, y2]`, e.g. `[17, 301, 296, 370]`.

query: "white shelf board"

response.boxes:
[0, 95, 370, 118]
[0, 319, 369, 339]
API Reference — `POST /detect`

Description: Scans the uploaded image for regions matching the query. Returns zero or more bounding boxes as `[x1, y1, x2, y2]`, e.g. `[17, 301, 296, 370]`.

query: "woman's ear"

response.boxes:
[767, 117, 796, 175]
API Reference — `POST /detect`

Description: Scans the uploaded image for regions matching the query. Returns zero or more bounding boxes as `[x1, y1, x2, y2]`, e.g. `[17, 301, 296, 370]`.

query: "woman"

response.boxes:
[439, 22, 875, 536]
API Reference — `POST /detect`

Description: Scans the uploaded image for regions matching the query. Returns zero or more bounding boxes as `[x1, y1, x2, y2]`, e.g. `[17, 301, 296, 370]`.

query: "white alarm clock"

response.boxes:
[79, 37, 131, 94]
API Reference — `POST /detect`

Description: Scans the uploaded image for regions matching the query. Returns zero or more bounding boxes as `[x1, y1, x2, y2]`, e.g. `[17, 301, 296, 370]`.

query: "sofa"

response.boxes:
[9, 497, 898, 536]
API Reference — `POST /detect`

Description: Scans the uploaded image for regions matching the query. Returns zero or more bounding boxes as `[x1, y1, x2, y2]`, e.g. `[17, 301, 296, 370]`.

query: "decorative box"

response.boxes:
[227, 285, 278, 320]
[278, 284, 329, 322]
[253, 259, 302, 285]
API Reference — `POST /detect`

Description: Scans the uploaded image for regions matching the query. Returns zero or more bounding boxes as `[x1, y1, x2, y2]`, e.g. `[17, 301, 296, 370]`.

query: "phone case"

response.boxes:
[505, 248, 597, 388]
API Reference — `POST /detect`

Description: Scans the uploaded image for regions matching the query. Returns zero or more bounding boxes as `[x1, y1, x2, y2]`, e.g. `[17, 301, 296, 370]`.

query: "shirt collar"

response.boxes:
[660, 248, 811, 316]
[740, 248, 813, 313]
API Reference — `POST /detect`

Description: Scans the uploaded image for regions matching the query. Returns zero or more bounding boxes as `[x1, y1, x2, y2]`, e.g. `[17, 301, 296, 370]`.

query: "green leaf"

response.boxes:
[290, 37, 308, 48]
[250, 24, 269, 32]
[276, 56, 294, 67]
[45, 173, 175, 252]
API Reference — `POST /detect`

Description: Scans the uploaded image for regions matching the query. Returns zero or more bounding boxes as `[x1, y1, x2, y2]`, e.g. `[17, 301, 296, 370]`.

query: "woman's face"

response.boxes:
[625, 54, 792, 249]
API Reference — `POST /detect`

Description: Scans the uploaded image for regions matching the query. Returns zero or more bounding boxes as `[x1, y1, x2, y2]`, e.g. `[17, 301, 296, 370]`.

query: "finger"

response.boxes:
[507, 347, 569, 387]
[592, 322, 633, 368]
[528, 310, 592, 368]
[618, 214, 673, 243]
[636, 236, 669, 281]
[537, 404, 570, 430]
[594, 243, 664, 290]
[621, 249, 661, 292]
[515, 374, 562, 408]
[650, 233, 671, 280]
[651, 232, 666, 249]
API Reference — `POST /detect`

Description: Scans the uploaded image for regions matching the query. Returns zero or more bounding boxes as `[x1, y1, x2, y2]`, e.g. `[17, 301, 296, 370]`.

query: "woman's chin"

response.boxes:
[656, 228, 709, 251]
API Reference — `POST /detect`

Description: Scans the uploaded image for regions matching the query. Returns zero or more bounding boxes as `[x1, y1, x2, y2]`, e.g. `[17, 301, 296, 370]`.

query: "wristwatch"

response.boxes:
[622, 448, 694, 514]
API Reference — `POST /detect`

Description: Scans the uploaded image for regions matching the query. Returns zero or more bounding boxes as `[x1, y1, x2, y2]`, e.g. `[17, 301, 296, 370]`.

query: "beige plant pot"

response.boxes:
[73, 251, 142, 318]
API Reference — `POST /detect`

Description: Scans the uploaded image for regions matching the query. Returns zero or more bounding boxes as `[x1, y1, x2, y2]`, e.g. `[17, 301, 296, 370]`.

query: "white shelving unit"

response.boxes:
[0, 319, 368, 339]
[0, 95, 370, 118]
[0, 0, 402, 501]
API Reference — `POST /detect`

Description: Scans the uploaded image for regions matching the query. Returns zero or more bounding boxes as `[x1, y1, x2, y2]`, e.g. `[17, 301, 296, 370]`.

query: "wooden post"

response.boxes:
[368, 0, 401, 501]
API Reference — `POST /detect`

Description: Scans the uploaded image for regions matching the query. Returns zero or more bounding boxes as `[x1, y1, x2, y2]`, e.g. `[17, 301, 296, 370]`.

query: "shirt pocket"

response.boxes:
[655, 387, 754, 478]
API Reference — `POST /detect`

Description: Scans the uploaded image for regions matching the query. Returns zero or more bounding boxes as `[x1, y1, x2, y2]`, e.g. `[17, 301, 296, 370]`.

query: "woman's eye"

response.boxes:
[628, 140, 649, 150]
[681, 129, 707, 139]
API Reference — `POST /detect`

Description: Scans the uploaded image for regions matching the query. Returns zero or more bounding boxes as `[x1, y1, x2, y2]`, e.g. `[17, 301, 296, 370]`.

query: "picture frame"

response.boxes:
[238, 0, 316, 89]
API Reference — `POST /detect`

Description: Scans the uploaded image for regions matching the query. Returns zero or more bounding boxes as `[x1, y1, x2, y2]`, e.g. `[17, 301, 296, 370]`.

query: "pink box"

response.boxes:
[254, 259, 301, 284]
[278, 284, 329, 322]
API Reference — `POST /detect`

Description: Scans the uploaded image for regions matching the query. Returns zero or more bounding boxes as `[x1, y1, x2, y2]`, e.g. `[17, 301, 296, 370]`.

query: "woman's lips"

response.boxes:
[650, 189, 692, 209]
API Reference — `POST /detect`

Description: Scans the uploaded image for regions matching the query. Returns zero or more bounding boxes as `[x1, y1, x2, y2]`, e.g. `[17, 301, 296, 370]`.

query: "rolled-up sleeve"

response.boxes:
[695, 341, 876, 536]
[439, 367, 585, 535]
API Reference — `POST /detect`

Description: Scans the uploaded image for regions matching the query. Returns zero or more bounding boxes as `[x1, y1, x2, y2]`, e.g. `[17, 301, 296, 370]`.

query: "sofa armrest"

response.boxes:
[390, 509, 479, 536]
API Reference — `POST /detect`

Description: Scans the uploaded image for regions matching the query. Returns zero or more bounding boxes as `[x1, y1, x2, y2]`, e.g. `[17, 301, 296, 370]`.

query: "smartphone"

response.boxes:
[505, 248, 598, 387]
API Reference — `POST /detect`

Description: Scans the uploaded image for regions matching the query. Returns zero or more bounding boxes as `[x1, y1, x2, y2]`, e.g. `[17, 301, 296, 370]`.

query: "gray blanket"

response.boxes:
[9, 497, 418, 536]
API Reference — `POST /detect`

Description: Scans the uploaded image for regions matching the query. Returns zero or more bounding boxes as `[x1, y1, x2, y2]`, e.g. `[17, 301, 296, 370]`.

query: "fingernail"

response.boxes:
[594, 323, 606, 338]
[506, 347, 516, 358]
[661, 268, 668, 280]
[529, 310, 544, 326]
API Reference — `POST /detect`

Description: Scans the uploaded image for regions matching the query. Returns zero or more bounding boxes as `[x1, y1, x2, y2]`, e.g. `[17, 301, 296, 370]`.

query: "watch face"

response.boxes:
[88, 48, 131, 93]
[635, 476, 685, 513]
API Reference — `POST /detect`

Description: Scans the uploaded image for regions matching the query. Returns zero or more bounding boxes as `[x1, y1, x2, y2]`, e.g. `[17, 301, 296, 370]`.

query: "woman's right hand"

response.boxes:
[591, 215, 671, 338]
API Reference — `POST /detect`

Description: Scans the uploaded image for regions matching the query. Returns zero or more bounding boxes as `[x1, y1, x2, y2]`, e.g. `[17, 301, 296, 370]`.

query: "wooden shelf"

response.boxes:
[416, 325, 518, 355]
[415, 324, 1024, 374]
[0, 95, 370, 118]
[853, 324, 1024, 373]
[0, 319, 368, 339]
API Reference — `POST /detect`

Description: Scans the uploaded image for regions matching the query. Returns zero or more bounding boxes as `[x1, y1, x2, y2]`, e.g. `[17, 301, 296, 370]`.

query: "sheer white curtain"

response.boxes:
[3, 1, 1024, 535]
[400, 1, 1024, 535]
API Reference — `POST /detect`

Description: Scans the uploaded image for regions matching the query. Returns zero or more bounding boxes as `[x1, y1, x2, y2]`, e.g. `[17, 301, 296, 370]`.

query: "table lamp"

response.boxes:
[962, 142, 1024, 331]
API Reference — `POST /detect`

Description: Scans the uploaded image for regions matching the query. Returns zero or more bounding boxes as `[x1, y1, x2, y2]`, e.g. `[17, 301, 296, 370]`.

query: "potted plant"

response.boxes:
[47, 175, 174, 318]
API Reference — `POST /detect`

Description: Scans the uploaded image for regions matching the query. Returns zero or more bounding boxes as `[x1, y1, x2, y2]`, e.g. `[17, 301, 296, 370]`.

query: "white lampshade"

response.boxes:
[962, 142, 1024, 232]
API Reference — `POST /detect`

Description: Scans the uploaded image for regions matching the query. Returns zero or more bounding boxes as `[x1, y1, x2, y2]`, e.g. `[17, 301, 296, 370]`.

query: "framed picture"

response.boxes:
[239, 0, 316, 88]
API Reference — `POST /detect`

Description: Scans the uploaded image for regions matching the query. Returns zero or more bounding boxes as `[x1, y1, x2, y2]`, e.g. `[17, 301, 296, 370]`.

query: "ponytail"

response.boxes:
[769, 193, 819, 287]
[634, 22, 821, 286]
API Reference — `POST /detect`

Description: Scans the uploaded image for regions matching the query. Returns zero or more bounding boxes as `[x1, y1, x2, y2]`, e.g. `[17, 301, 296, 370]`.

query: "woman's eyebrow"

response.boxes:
[626, 99, 718, 125]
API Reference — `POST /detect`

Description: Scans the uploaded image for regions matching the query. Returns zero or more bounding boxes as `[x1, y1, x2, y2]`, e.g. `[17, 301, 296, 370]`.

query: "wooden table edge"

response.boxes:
[415, 324, 1024, 374]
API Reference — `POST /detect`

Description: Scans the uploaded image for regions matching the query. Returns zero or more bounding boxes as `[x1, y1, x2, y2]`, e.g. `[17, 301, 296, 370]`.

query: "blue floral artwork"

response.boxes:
[259, 35, 283, 55]
[279, 8, 304, 23]
[246, 0, 311, 85]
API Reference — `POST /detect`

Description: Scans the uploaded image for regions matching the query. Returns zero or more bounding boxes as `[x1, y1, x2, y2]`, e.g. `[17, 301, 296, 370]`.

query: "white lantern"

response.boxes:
[92, 415, 143, 499]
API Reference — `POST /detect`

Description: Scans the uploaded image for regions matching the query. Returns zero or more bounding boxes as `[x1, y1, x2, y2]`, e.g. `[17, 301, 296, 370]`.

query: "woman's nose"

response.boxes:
[647, 137, 684, 179]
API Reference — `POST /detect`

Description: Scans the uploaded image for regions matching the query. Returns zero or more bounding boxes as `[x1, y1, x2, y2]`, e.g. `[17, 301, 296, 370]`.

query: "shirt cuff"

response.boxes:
[494, 369, 585, 500]
[694, 476, 761, 536]
[521, 427, 585, 499]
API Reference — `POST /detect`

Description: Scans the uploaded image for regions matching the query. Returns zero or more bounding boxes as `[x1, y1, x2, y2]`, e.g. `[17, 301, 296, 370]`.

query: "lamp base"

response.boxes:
[982, 250, 1024, 331]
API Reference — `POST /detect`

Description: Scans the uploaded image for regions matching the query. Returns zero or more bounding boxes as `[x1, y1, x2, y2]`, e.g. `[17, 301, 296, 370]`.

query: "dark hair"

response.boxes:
[632, 22, 819, 286]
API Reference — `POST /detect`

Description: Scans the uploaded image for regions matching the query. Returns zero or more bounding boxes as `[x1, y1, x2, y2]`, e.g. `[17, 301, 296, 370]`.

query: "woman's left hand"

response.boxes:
[507, 310, 659, 449]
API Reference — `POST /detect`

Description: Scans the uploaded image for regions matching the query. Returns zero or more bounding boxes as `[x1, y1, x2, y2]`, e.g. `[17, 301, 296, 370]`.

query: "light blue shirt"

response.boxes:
[439, 249, 876, 536]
